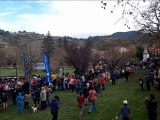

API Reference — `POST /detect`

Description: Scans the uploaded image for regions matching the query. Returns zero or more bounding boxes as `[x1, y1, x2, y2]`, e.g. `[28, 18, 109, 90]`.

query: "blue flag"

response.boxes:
[43, 53, 52, 83]
[23, 53, 28, 77]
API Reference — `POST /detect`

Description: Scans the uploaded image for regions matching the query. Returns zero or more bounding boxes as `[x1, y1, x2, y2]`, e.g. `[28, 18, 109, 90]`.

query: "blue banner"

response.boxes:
[43, 53, 52, 83]
[23, 53, 28, 77]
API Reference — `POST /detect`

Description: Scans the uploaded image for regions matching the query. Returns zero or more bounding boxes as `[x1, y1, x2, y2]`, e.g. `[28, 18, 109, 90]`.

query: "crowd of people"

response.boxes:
[138, 58, 160, 91]
[0, 58, 159, 120]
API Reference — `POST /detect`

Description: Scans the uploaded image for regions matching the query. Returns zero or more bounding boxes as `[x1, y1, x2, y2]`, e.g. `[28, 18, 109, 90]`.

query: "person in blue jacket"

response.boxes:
[50, 95, 60, 120]
[116, 100, 131, 120]
[76, 79, 82, 95]
[16, 92, 23, 113]
[111, 72, 116, 85]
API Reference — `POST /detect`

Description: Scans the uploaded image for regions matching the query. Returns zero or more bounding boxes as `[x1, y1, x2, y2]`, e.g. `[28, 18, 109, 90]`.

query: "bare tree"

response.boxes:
[101, 0, 147, 29]
[136, 0, 160, 45]
[50, 47, 67, 71]
[101, 1, 160, 42]
[91, 52, 101, 68]
[65, 42, 92, 75]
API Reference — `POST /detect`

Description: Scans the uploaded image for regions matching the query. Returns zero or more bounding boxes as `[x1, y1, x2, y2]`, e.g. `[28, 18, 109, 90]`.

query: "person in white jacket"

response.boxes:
[40, 87, 46, 110]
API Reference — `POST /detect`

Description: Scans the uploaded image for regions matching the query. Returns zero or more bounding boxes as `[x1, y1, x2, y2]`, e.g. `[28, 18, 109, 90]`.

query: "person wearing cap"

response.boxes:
[116, 100, 131, 120]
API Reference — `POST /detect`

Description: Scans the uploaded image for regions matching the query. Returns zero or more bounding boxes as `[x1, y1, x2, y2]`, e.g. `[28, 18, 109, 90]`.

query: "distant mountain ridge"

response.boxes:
[110, 31, 142, 39]
[0, 29, 143, 47]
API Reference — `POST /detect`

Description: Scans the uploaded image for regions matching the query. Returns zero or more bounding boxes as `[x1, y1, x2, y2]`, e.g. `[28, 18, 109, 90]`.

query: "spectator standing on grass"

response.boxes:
[95, 81, 102, 97]
[16, 92, 23, 113]
[77, 91, 85, 119]
[46, 87, 50, 106]
[12, 88, 17, 105]
[83, 84, 89, 106]
[35, 89, 40, 108]
[146, 73, 151, 90]
[50, 95, 60, 120]
[51, 72, 57, 91]
[76, 78, 82, 95]
[24, 93, 29, 109]
[2, 92, 8, 111]
[32, 90, 37, 107]
[111, 72, 116, 85]
[124, 67, 129, 82]
[69, 75, 74, 92]
[40, 87, 46, 110]
[145, 94, 158, 120]
[139, 75, 144, 91]
[116, 100, 131, 120]
[88, 87, 97, 114]
[149, 70, 154, 86]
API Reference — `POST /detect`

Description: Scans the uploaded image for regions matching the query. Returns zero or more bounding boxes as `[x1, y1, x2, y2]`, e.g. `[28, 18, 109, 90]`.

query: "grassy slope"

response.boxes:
[0, 68, 73, 77]
[1, 69, 160, 120]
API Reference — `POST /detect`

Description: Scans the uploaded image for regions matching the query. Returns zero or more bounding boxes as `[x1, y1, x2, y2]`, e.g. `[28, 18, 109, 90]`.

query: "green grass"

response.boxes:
[1, 69, 160, 120]
[0, 67, 74, 77]
[0, 68, 45, 77]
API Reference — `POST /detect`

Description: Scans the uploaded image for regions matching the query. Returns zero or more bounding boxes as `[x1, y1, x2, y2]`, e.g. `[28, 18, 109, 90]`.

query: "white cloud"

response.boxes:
[0, 12, 14, 17]
[0, 1, 149, 38]
[0, 21, 16, 31]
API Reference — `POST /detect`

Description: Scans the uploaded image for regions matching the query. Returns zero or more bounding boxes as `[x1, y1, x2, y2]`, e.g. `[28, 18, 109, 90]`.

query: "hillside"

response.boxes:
[0, 30, 45, 47]
[110, 31, 142, 39]
[0, 29, 144, 47]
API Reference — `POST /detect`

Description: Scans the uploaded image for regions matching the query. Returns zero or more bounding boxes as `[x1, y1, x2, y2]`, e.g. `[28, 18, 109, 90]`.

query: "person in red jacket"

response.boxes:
[77, 91, 85, 119]
[99, 76, 106, 90]
[88, 87, 97, 114]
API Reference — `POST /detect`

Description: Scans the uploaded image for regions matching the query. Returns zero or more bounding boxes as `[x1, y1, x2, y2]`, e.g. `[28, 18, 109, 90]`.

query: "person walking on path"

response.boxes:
[116, 100, 131, 120]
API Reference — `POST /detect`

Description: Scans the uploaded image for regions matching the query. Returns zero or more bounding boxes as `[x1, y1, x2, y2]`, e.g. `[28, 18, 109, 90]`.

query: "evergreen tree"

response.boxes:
[42, 31, 55, 60]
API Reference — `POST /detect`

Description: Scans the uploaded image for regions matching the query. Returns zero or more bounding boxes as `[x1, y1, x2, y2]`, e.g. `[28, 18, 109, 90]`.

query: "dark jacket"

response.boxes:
[50, 98, 60, 111]
[146, 100, 157, 120]
[111, 73, 116, 80]
[118, 104, 131, 118]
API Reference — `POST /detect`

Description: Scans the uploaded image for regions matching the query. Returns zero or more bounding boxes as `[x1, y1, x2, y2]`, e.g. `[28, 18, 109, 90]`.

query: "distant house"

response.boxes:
[115, 47, 128, 53]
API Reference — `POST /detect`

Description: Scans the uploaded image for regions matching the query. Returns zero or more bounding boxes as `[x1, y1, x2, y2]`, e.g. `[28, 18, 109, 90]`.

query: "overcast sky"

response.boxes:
[0, 1, 149, 38]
